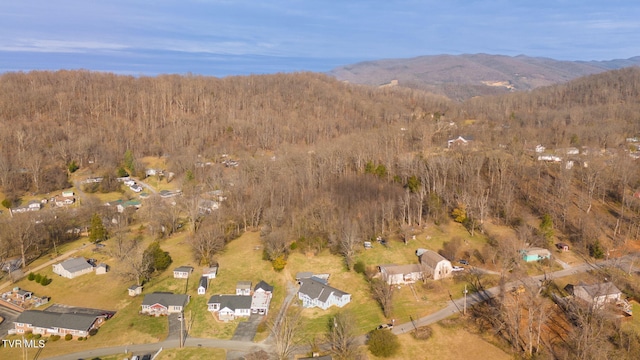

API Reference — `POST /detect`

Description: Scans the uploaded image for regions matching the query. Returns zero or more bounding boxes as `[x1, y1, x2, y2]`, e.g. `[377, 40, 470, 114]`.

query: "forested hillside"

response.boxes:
[329, 53, 640, 100]
[0, 68, 639, 271]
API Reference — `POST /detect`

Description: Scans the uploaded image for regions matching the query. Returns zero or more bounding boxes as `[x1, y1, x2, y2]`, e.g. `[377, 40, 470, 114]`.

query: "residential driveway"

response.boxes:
[0, 305, 20, 339]
[231, 313, 263, 342]
[166, 313, 185, 342]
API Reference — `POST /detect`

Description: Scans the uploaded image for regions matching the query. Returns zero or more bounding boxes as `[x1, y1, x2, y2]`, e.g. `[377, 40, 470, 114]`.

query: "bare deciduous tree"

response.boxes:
[269, 308, 303, 360]
[327, 311, 361, 360]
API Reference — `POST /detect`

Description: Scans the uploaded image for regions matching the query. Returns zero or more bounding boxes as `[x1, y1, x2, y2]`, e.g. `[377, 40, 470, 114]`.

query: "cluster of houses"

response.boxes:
[52, 257, 109, 279]
[134, 264, 275, 322]
[9, 190, 76, 216]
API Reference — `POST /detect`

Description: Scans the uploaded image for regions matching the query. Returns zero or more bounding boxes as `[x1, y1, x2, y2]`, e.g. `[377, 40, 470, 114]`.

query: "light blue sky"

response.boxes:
[1, 1, 639, 76]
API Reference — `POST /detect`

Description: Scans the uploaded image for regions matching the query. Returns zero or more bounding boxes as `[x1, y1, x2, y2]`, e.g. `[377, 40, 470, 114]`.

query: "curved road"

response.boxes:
[41, 254, 637, 360]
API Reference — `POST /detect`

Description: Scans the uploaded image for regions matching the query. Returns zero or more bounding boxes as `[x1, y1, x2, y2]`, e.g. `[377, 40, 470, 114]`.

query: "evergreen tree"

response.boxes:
[89, 213, 107, 243]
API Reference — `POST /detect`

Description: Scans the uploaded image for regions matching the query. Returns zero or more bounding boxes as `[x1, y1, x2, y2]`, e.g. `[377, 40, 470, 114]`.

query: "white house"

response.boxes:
[54, 196, 75, 207]
[298, 278, 351, 310]
[52, 257, 94, 279]
[197, 276, 208, 295]
[571, 282, 622, 309]
[251, 280, 273, 315]
[207, 295, 252, 321]
[416, 249, 453, 280]
[236, 281, 252, 296]
[447, 136, 473, 148]
[173, 266, 194, 279]
[141, 293, 189, 316]
[378, 264, 423, 285]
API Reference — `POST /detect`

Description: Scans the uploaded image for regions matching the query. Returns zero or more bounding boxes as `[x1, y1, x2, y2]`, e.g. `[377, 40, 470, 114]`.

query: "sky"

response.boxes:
[1, 1, 640, 77]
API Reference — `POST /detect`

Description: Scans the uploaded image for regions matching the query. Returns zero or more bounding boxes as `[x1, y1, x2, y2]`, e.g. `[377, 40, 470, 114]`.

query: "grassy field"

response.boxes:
[367, 320, 512, 360]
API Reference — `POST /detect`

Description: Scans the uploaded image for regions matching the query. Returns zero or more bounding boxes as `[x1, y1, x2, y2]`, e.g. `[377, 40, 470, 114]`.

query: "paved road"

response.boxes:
[43, 338, 270, 360]
[0, 306, 20, 339]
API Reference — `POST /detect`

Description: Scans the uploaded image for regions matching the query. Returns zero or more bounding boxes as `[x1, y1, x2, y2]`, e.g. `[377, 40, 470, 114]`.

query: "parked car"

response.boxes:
[376, 323, 393, 330]
[458, 259, 469, 265]
[452, 266, 464, 272]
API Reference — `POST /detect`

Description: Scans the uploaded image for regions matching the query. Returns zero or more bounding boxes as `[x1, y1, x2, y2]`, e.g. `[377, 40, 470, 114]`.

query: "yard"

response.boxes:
[367, 320, 512, 360]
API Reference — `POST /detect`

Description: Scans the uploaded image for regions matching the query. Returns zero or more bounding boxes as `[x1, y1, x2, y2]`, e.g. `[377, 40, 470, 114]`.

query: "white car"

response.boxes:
[452, 266, 464, 272]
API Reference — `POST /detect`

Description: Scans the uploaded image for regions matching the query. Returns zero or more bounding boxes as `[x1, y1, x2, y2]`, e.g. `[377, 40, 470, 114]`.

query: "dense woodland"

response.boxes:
[1, 68, 640, 358]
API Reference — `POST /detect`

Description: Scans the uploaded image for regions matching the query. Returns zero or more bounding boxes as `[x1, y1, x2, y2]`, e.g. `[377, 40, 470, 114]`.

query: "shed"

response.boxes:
[197, 276, 208, 295]
[95, 263, 109, 275]
[128, 284, 143, 297]
[173, 266, 194, 279]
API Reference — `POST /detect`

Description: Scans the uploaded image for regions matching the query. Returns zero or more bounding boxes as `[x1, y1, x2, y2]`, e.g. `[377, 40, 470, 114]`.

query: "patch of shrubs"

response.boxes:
[64, 334, 72, 341]
[49, 335, 61, 341]
[27, 272, 52, 286]
[367, 329, 400, 358]
[88, 328, 98, 336]
[411, 325, 433, 340]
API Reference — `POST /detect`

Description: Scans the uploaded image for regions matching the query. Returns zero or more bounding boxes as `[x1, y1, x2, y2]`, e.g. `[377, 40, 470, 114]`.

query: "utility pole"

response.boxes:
[180, 312, 184, 348]
[463, 284, 468, 316]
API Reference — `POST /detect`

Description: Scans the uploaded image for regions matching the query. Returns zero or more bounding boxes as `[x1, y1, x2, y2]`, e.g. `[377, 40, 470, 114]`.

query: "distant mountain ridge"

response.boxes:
[327, 54, 640, 100]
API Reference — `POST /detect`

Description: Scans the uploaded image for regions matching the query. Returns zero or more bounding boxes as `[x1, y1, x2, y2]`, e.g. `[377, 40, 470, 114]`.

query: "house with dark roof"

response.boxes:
[207, 295, 252, 321]
[197, 276, 208, 295]
[251, 281, 273, 315]
[11, 310, 102, 338]
[173, 266, 194, 279]
[52, 257, 94, 279]
[141, 292, 190, 316]
[236, 281, 252, 296]
[416, 249, 453, 280]
[298, 278, 351, 310]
